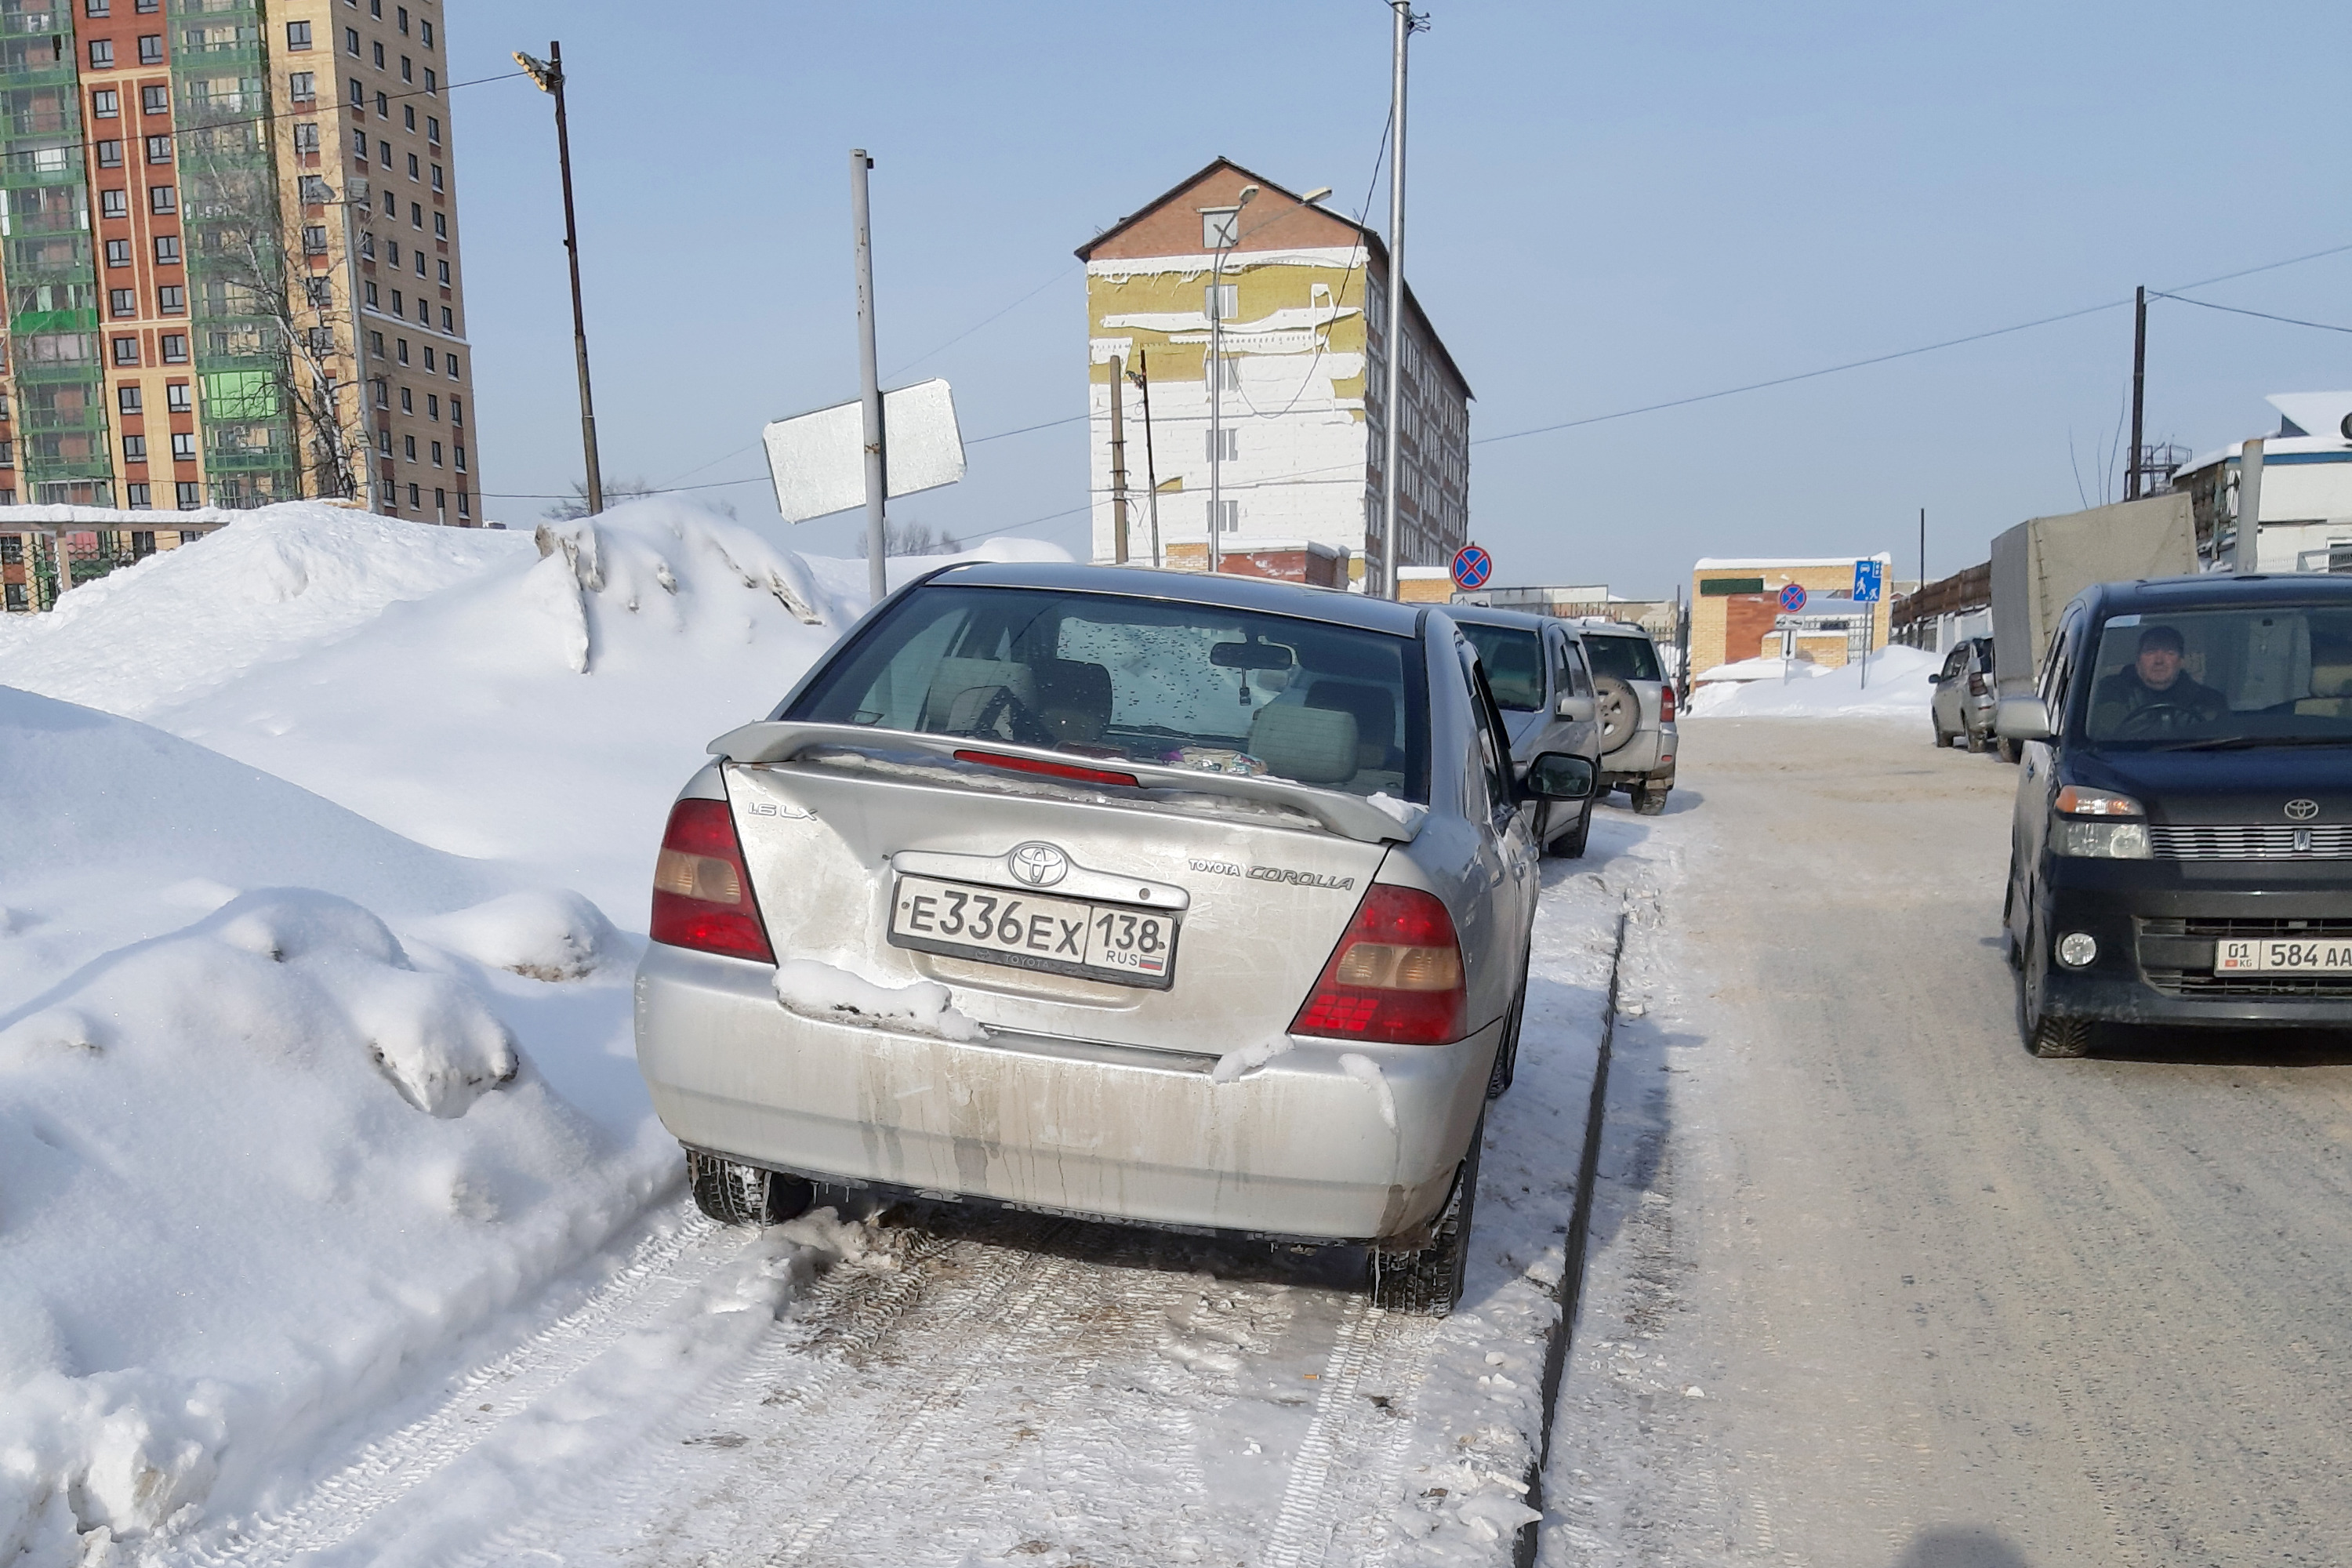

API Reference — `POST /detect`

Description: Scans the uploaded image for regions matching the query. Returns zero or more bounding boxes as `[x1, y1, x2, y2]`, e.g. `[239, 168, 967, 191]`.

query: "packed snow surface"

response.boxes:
[1686, 644, 1939, 718]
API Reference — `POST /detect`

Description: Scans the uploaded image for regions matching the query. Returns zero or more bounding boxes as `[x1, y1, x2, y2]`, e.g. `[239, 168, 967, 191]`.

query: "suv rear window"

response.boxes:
[1584, 632, 1661, 684]
[787, 585, 1432, 800]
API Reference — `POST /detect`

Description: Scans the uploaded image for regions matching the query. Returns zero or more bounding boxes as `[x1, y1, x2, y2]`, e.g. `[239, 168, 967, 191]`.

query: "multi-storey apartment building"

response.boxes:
[0, 0, 477, 524]
[1078, 158, 1471, 589]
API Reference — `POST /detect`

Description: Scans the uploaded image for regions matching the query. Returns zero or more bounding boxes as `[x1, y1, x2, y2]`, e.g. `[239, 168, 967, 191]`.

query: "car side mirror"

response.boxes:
[1555, 694, 1595, 722]
[1994, 695, 2054, 742]
[1927, 671, 1939, 684]
[1523, 751, 1595, 802]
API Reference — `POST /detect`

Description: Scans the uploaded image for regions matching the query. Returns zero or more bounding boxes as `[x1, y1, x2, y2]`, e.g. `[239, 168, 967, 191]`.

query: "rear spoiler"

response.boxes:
[707, 720, 1427, 846]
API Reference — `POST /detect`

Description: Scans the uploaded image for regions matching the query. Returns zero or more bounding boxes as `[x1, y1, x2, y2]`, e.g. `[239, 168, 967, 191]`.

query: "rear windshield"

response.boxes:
[1459, 623, 1544, 711]
[786, 585, 1432, 801]
[1584, 632, 1661, 684]
[2082, 604, 2352, 749]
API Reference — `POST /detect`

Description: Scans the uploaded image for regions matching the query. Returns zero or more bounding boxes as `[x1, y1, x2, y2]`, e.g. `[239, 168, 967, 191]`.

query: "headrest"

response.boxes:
[2314, 662, 2352, 699]
[921, 657, 1033, 730]
[1247, 702, 1359, 786]
[1305, 679, 1395, 748]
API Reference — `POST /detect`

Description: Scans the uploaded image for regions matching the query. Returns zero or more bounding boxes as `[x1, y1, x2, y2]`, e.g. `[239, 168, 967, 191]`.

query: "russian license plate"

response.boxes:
[2215, 938, 2352, 973]
[887, 875, 1178, 988]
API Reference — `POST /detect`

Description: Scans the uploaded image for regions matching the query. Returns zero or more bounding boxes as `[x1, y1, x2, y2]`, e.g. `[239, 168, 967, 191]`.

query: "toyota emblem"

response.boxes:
[2285, 799, 2321, 822]
[1007, 841, 1071, 887]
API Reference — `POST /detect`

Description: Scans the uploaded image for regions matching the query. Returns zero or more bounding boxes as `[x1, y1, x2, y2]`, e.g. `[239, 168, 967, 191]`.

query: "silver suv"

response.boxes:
[1576, 620, 1677, 815]
[1446, 604, 1602, 856]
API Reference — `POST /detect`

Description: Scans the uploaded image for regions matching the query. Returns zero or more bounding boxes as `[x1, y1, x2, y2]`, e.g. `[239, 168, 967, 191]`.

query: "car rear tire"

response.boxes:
[1931, 719, 1951, 747]
[1370, 1116, 1483, 1317]
[688, 1149, 815, 1227]
[1964, 726, 1989, 753]
[1552, 801, 1592, 858]
[1632, 785, 1668, 816]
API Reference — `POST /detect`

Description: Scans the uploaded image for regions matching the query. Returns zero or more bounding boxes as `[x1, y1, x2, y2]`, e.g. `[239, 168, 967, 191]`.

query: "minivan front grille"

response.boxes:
[2147, 824, 2352, 860]
[2140, 916, 2352, 939]
[2144, 969, 2352, 999]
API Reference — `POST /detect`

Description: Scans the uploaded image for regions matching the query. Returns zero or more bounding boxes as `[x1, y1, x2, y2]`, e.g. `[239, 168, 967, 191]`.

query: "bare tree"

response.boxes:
[542, 476, 658, 521]
[855, 518, 962, 557]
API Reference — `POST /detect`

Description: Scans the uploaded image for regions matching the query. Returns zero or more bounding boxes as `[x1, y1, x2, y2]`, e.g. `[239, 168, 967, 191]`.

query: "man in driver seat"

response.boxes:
[2092, 623, 2227, 731]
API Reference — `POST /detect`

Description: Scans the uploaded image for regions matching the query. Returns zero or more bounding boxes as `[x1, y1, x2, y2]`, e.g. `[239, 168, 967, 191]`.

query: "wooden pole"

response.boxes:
[1108, 354, 1128, 564]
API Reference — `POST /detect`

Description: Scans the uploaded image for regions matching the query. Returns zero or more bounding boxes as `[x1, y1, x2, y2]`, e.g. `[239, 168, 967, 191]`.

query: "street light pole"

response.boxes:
[1207, 185, 1255, 576]
[2127, 285, 2147, 502]
[1132, 351, 1163, 568]
[851, 149, 887, 604]
[515, 42, 603, 516]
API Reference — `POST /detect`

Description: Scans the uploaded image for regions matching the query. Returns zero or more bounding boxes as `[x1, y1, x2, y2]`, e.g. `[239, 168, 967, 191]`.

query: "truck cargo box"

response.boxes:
[1990, 494, 2198, 697]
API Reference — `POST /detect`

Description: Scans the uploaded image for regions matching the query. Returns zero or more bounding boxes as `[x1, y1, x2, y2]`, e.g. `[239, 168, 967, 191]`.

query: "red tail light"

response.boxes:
[1967, 673, 1987, 697]
[1658, 684, 1677, 722]
[1291, 884, 1468, 1046]
[649, 797, 775, 963]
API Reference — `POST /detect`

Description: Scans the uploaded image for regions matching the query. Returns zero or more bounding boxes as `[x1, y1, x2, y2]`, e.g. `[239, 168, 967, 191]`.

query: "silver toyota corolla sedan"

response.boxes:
[633, 562, 1592, 1314]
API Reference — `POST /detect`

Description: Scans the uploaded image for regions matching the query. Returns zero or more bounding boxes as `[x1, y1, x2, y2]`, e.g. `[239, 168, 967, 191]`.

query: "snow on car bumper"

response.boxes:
[633, 942, 1495, 1243]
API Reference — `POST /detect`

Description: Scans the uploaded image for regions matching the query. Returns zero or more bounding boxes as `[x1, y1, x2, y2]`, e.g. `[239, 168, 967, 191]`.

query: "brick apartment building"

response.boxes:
[1078, 158, 1471, 590]
[0, 0, 478, 530]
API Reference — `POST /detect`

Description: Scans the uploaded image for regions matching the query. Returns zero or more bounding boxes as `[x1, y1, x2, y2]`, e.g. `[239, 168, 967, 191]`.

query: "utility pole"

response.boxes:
[1208, 187, 1255, 576]
[514, 43, 601, 516]
[1918, 506, 1926, 590]
[1108, 354, 1129, 563]
[851, 149, 887, 604]
[2127, 285, 2147, 501]
[1378, 3, 1425, 600]
[1131, 351, 1163, 568]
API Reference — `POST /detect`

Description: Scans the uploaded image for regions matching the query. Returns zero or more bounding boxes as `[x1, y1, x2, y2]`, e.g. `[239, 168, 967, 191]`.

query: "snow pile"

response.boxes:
[773, 957, 988, 1043]
[0, 687, 671, 1563]
[0, 504, 524, 718]
[1686, 644, 1940, 718]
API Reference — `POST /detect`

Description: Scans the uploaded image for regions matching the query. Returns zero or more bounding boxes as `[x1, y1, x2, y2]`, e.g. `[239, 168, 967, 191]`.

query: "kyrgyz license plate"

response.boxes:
[2215, 938, 2352, 973]
[888, 875, 1177, 989]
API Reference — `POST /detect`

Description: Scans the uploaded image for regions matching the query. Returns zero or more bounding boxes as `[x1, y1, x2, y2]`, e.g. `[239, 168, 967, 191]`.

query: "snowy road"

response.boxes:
[151, 817, 1673, 1568]
[1543, 719, 2352, 1566]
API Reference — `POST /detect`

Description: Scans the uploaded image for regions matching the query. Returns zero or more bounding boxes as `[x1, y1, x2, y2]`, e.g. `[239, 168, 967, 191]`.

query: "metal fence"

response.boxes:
[0, 521, 224, 612]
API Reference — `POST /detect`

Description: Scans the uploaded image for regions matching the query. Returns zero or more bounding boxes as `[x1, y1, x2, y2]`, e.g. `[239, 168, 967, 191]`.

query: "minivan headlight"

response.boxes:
[2058, 819, 2152, 858]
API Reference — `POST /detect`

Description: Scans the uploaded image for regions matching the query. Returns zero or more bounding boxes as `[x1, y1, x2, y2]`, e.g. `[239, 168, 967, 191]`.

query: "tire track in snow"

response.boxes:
[1264, 1304, 1439, 1568]
[167, 1209, 727, 1568]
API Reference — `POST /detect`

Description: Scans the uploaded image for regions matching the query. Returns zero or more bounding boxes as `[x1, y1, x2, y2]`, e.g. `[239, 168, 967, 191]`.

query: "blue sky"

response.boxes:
[451, 1, 2352, 597]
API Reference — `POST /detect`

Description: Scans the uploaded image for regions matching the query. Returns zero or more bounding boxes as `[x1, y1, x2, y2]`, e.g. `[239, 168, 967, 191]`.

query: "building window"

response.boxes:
[118, 385, 140, 415]
[285, 20, 311, 49]
[160, 333, 186, 362]
[307, 326, 332, 353]
[176, 481, 199, 508]
[426, 114, 439, 144]
[412, 250, 423, 276]
[381, 187, 396, 216]
[423, 346, 434, 370]
[453, 444, 465, 472]
[1208, 498, 1239, 533]
[135, 0, 155, 12]
[109, 289, 136, 318]
[306, 276, 332, 306]
[125, 483, 150, 508]
[376, 427, 391, 456]
[122, 434, 146, 463]
[409, 201, 422, 228]
[112, 336, 140, 365]
[396, 338, 409, 365]
[420, 18, 433, 48]
[292, 122, 318, 155]
[96, 140, 122, 168]
[299, 175, 330, 204]
[136, 34, 162, 64]
[348, 77, 363, 106]
[301, 224, 327, 255]
[154, 235, 179, 265]
[290, 71, 315, 101]
[435, 259, 448, 285]
[138, 85, 167, 118]
[166, 383, 189, 413]
[399, 55, 411, 82]
[405, 151, 417, 180]
[85, 0, 108, 15]
[450, 396, 463, 426]
[368, 331, 384, 356]
[426, 393, 438, 419]
[1203, 283, 1237, 321]
[390, 288, 403, 314]
[434, 487, 445, 516]
[371, 40, 383, 67]
[375, 89, 388, 115]
[1205, 428, 1237, 461]
[145, 134, 170, 164]
[432, 211, 446, 238]
[430, 441, 441, 467]
[1202, 209, 1240, 249]
[100, 189, 129, 219]
[170, 432, 194, 461]
[399, 386, 412, 413]
[396, 4, 408, 34]
[350, 126, 366, 157]
[438, 306, 452, 332]
[424, 68, 436, 93]
[93, 89, 119, 118]
[148, 185, 175, 214]
[401, 434, 416, 460]
[105, 238, 131, 267]
[416, 298, 429, 324]
[88, 39, 114, 68]
[376, 138, 389, 165]
[430, 163, 443, 193]
[363, 280, 377, 307]
[346, 27, 360, 54]
[403, 103, 414, 131]
[408, 481, 419, 507]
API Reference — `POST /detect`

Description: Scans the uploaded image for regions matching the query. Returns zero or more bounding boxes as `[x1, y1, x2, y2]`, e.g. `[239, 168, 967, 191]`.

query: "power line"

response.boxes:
[884, 263, 1080, 382]
[2151, 292, 2352, 336]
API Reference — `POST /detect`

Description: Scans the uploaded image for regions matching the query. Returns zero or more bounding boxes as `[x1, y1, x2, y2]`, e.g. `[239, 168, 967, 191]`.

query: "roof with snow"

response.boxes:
[2177, 392, 2352, 476]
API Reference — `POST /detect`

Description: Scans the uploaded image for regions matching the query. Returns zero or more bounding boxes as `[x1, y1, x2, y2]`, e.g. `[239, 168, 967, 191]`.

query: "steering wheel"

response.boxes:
[971, 686, 1057, 748]
[2112, 701, 2194, 739]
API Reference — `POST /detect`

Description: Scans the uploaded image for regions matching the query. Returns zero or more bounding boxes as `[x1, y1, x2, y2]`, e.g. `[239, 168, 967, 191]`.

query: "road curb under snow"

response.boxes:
[1515, 909, 1629, 1568]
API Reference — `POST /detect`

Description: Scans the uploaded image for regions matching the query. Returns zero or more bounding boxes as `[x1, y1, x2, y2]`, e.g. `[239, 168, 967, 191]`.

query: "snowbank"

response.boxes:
[0, 689, 673, 1564]
[1686, 644, 1939, 718]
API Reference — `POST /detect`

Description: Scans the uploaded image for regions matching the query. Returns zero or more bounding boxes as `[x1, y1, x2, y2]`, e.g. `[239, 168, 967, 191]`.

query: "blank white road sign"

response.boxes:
[763, 378, 966, 524]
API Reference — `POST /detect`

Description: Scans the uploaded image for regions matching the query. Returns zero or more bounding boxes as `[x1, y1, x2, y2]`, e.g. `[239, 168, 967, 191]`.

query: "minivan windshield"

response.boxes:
[2082, 605, 2352, 748]
[1458, 623, 1544, 711]
[1584, 632, 1662, 684]
[787, 585, 1432, 800]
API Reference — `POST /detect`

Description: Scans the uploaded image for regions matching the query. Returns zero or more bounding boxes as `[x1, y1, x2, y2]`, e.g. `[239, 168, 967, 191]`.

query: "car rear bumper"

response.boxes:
[1602, 724, 1675, 782]
[633, 942, 1495, 1243]
[2038, 862, 2352, 1026]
